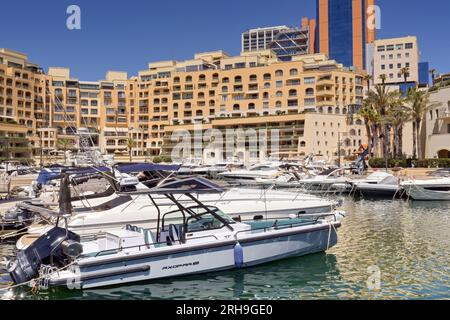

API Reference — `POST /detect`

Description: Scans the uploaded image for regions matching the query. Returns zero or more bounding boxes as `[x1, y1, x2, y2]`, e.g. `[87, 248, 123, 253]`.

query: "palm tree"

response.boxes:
[365, 84, 397, 157]
[364, 74, 373, 92]
[400, 67, 410, 95]
[385, 103, 411, 158]
[56, 138, 74, 163]
[407, 88, 442, 159]
[358, 101, 378, 157]
[126, 137, 137, 163]
[379, 74, 387, 85]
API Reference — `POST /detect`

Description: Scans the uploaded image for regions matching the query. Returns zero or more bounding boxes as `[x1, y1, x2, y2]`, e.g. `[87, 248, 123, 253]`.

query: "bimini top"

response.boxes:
[118, 177, 225, 196]
[36, 166, 111, 185]
[116, 163, 180, 174]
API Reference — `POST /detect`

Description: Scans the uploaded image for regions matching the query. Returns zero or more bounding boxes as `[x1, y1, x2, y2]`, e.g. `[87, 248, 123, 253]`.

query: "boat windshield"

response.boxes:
[185, 206, 235, 233]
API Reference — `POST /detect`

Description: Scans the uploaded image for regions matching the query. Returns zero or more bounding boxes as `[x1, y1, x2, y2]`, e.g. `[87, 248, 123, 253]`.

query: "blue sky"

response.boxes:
[1, 0, 449, 80]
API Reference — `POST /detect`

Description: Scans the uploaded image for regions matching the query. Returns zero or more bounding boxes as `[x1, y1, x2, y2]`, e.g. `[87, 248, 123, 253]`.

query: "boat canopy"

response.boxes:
[118, 177, 225, 196]
[36, 166, 111, 185]
[116, 163, 180, 174]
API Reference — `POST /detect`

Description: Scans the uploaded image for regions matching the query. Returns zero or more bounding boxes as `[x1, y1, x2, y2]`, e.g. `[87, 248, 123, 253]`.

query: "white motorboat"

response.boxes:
[401, 177, 450, 201]
[351, 172, 402, 198]
[218, 162, 297, 184]
[7, 177, 345, 290]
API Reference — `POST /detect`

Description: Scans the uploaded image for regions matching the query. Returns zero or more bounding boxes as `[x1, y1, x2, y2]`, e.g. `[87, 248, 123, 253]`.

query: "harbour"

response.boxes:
[1, 196, 449, 300]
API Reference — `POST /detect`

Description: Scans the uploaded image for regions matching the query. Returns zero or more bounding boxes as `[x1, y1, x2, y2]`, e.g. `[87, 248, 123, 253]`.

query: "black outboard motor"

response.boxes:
[0, 207, 34, 230]
[8, 227, 81, 284]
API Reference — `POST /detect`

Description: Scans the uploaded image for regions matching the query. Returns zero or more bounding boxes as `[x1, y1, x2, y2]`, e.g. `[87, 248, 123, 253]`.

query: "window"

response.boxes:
[377, 46, 385, 52]
[397, 54, 402, 59]
[289, 69, 298, 76]
[264, 82, 270, 89]
[263, 73, 271, 81]
[387, 45, 394, 51]
[304, 77, 315, 84]
[276, 91, 283, 97]
[275, 70, 283, 77]
[381, 65, 386, 70]
[406, 62, 410, 68]
[381, 55, 385, 60]
[276, 80, 283, 88]
[389, 64, 394, 69]
[396, 44, 404, 50]
[405, 53, 410, 58]
[405, 43, 414, 49]
[397, 63, 402, 68]
[276, 101, 282, 108]
[289, 89, 297, 97]
[185, 76, 192, 82]
[389, 54, 393, 59]
[249, 75, 257, 82]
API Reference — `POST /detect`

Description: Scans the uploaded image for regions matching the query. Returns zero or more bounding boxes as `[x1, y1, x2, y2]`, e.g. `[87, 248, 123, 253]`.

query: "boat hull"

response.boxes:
[50, 223, 339, 289]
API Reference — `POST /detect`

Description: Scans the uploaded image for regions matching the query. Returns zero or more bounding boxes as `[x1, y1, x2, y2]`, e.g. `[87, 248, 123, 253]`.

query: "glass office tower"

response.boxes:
[316, 0, 376, 70]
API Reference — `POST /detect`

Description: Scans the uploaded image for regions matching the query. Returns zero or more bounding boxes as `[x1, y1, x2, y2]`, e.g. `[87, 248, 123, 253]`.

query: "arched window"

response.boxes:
[263, 92, 269, 99]
[276, 101, 282, 108]
[249, 74, 257, 82]
[300, 141, 306, 147]
[276, 91, 283, 97]
[264, 82, 271, 89]
[248, 103, 256, 110]
[350, 129, 356, 136]
[196, 110, 203, 117]
[290, 68, 298, 76]
[222, 86, 228, 93]
[234, 76, 242, 83]
[275, 70, 283, 77]
[209, 100, 215, 107]
[153, 98, 160, 104]
[185, 102, 192, 109]
[343, 108, 348, 114]
[305, 88, 314, 96]
[162, 98, 168, 104]
[263, 73, 271, 81]
[233, 104, 240, 111]
[212, 73, 219, 80]
[185, 75, 192, 82]
[318, 107, 324, 113]
[173, 103, 179, 110]
[328, 107, 333, 114]
[173, 77, 180, 83]
[289, 89, 297, 97]
[356, 119, 363, 125]
[198, 92, 205, 99]
[199, 74, 206, 81]
[222, 77, 229, 83]
[335, 107, 340, 114]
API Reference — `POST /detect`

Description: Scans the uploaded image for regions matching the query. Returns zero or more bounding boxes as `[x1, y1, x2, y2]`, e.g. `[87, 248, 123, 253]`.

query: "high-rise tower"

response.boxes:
[316, 0, 376, 70]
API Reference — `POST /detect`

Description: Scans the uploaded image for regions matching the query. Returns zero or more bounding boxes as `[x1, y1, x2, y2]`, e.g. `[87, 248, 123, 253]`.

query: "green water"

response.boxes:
[1, 198, 449, 300]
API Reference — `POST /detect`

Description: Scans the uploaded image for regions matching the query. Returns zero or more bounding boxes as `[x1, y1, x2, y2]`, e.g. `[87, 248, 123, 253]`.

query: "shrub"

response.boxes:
[369, 158, 450, 168]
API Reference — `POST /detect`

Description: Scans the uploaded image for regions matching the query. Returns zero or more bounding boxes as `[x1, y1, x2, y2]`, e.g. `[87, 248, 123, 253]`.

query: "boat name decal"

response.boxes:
[162, 261, 200, 270]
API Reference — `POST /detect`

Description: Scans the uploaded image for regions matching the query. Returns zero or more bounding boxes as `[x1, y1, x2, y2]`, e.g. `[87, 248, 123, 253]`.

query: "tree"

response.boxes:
[126, 137, 137, 163]
[56, 138, 74, 163]
[358, 101, 378, 157]
[365, 84, 399, 158]
[407, 88, 442, 159]
[385, 103, 411, 158]
[379, 74, 387, 85]
[400, 67, 410, 95]
[363, 74, 373, 92]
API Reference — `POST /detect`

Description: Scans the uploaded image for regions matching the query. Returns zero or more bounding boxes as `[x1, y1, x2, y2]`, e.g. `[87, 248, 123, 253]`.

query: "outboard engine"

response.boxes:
[8, 227, 82, 284]
[0, 207, 34, 230]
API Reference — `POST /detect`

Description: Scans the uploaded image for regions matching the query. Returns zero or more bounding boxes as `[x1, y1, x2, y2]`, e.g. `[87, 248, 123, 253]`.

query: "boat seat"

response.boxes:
[168, 224, 185, 245]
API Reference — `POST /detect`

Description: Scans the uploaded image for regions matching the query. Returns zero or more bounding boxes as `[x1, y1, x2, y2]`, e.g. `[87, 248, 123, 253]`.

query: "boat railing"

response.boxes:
[86, 232, 220, 258]
[233, 213, 340, 241]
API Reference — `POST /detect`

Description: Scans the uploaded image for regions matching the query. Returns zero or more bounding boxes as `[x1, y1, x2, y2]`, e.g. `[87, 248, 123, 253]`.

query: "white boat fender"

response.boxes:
[335, 211, 346, 223]
[234, 242, 244, 268]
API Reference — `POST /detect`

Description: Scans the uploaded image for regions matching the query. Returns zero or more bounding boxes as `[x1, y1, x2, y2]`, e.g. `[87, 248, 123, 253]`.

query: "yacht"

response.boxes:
[7, 177, 345, 290]
[218, 162, 292, 184]
[401, 177, 450, 201]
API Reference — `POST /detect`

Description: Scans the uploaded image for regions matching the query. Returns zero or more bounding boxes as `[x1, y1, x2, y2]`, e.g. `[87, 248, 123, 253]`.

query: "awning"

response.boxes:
[116, 163, 180, 173]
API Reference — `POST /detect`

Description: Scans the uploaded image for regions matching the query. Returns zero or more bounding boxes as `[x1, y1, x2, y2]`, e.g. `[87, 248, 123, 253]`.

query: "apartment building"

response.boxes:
[1, 48, 366, 163]
[423, 87, 450, 159]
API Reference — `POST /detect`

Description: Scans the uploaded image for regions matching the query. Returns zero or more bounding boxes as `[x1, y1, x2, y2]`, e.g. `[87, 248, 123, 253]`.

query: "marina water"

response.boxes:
[1, 198, 449, 300]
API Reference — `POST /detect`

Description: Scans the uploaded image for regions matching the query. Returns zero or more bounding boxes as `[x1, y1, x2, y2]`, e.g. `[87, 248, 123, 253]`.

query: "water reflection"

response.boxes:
[1, 198, 449, 300]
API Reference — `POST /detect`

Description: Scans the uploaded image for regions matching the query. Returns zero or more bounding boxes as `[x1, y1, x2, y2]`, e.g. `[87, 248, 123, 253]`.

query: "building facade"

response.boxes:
[316, 0, 376, 71]
[242, 26, 290, 53]
[1, 48, 366, 164]
[423, 87, 450, 159]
